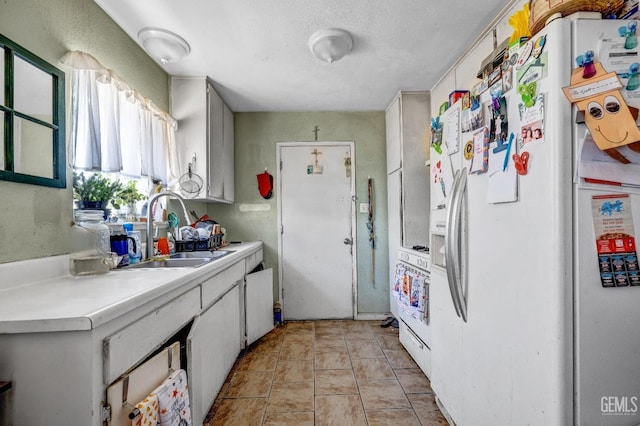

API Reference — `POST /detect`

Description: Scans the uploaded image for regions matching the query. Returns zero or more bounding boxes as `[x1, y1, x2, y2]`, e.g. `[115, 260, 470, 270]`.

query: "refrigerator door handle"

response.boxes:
[454, 169, 468, 322]
[445, 169, 463, 318]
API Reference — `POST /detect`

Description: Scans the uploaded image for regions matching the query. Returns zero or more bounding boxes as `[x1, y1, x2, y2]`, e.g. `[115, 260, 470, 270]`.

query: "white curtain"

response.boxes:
[61, 50, 177, 185]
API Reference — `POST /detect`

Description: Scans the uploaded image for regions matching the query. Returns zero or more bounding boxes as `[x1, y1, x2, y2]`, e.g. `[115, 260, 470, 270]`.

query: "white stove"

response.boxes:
[392, 246, 431, 377]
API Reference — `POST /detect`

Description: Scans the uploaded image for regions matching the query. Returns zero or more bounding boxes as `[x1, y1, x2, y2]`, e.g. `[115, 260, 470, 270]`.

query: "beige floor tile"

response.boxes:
[376, 334, 403, 350]
[274, 359, 314, 382]
[372, 324, 400, 336]
[315, 394, 367, 426]
[343, 320, 377, 332]
[250, 329, 284, 352]
[205, 398, 266, 425]
[280, 342, 314, 360]
[285, 321, 314, 332]
[237, 351, 279, 372]
[206, 320, 447, 425]
[344, 331, 377, 342]
[315, 351, 352, 370]
[315, 369, 358, 395]
[394, 368, 432, 394]
[282, 331, 314, 344]
[315, 327, 345, 337]
[358, 379, 411, 410]
[226, 371, 273, 398]
[365, 408, 421, 426]
[347, 340, 385, 359]
[315, 319, 347, 329]
[407, 393, 449, 425]
[266, 381, 314, 413]
[384, 348, 418, 369]
[315, 335, 347, 352]
[351, 358, 395, 380]
[263, 411, 315, 426]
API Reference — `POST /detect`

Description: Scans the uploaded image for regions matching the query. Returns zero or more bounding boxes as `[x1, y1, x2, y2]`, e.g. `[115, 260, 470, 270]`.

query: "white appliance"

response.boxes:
[429, 16, 640, 426]
[392, 247, 431, 377]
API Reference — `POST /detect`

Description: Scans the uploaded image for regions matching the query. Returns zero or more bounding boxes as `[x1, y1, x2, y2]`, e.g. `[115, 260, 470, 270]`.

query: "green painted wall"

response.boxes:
[0, 0, 171, 263]
[207, 112, 390, 315]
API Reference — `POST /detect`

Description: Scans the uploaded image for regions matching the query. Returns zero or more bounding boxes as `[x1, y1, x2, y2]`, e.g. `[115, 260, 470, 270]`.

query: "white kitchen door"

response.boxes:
[278, 142, 356, 320]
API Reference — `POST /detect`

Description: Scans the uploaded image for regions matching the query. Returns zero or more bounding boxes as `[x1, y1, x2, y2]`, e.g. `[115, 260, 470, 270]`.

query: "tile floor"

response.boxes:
[204, 320, 447, 425]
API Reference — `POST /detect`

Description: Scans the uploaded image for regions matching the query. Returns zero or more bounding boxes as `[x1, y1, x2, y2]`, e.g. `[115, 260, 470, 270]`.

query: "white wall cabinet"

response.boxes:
[386, 91, 431, 285]
[171, 76, 234, 203]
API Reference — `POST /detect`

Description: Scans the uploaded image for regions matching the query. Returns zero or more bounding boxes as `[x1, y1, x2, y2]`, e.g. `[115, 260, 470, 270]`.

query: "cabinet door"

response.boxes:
[386, 95, 401, 173]
[387, 169, 402, 317]
[222, 103, 235, 203]
[187, 283, 241, 424]
[207, 82, 224, 199]
[246, 268, 273, 346]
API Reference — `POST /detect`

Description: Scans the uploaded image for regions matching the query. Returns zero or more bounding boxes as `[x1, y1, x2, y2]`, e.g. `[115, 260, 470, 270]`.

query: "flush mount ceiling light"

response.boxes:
[138, 27, 191, 64]
[308, 28, 353, 64]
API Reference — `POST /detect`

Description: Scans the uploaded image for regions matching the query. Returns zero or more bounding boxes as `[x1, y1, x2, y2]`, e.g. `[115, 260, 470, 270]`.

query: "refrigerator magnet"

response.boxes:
[563, 59, 640, 152]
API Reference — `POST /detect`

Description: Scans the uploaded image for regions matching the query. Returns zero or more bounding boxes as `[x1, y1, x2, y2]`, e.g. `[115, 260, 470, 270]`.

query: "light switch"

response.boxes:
[359, 203, 369, 213]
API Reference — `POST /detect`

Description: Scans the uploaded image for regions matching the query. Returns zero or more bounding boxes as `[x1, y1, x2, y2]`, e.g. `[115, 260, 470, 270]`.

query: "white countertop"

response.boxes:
[0, 242, 262, 334]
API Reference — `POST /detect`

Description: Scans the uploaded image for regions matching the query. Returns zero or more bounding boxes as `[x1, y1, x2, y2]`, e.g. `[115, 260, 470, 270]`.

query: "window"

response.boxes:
[0, 34, 65, 188]
[62, 50, 178, 187]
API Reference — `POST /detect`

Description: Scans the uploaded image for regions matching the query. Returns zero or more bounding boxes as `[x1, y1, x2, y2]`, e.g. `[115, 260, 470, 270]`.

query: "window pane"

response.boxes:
[14, 117, 53, 178]
[0, 47, 4, 106]
[0, 111, 4, 171]
[14, 55, 53, 123]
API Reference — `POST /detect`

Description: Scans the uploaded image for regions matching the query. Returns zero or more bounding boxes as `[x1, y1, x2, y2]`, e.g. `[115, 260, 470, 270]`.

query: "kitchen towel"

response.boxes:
[155, 369, 192, 426]
[132, 394, 159, 426]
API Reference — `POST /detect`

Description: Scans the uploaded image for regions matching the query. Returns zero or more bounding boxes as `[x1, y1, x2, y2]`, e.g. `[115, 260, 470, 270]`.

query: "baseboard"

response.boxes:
[355, 313, 389, 321]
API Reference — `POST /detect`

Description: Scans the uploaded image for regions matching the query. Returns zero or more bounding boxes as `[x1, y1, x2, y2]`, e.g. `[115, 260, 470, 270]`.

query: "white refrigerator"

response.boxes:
[429, 16, 640, 426]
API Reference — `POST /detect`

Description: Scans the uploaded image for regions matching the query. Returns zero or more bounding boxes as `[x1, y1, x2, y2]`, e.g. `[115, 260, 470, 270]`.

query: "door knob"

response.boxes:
[343, 238, 353, 245]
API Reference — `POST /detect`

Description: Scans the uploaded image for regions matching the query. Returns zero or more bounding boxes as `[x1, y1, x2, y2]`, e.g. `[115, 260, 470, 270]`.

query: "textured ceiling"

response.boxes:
[93, 0, 511, 112]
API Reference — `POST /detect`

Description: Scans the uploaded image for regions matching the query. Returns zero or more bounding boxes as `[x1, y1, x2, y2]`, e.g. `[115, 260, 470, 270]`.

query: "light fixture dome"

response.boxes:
[308, 28, 353, 64]
[138, 27, 191, 64]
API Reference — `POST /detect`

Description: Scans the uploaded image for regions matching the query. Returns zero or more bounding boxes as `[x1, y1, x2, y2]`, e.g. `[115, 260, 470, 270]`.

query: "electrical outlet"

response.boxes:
[359, 203, 369, 213]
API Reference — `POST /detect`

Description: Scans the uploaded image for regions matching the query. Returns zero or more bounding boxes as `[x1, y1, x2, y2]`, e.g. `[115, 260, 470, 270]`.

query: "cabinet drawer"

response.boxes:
[399, 320, 431, 379]
[103, 287, 200, 384]
[245, 248, 263, 274]
[201, 261, 244, 309]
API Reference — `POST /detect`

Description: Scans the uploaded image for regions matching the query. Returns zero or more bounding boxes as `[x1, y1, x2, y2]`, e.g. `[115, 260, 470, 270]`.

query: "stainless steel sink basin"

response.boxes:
[124, 250, 233, 269]
[170, 250, 232, 259]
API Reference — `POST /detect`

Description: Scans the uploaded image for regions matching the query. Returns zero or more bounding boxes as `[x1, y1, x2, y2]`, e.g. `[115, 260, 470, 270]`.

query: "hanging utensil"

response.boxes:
[179, 155, 203, 198]
[367, 176, 375, 287]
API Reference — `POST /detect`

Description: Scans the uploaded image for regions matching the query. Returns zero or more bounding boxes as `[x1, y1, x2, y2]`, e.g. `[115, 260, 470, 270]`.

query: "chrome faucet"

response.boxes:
[145, 191, 193, 259]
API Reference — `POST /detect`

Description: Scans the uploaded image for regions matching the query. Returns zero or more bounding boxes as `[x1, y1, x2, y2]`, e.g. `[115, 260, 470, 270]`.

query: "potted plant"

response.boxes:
[73, 172, 124, 219]
[113, 180, 146, 221]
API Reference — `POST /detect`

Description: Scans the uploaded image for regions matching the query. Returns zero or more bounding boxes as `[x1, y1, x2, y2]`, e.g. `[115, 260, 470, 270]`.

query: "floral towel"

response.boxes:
[155, 369, 192, 425]
[132, 394, 159, 426]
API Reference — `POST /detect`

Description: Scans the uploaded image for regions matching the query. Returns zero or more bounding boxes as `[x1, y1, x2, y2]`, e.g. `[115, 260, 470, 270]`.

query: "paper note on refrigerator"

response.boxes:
[487, 141, 518, 203]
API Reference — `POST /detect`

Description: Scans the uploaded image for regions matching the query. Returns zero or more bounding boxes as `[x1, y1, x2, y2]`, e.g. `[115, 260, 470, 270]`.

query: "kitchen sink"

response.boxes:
[170, 250, 232, 260]
[124, 250, 233, 269]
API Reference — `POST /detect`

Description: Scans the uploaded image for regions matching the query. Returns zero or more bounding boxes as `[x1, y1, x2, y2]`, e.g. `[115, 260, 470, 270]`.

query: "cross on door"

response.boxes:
[311, 148, 322, 165]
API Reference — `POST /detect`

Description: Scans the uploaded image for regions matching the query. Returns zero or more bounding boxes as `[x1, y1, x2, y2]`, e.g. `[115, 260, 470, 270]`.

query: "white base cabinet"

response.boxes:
[0, 243, 266, 426]
[188, 284, 241, 424]
[245, 268, 274, 346]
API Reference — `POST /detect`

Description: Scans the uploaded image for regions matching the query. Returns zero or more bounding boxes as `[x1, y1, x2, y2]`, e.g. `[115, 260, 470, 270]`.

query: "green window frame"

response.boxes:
[0, 34, 66, 188]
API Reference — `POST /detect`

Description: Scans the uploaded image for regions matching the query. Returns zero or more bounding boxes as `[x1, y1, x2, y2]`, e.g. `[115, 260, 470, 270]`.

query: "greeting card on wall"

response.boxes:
[442, 100, 461, 155]
[591, 194, 640, 287]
